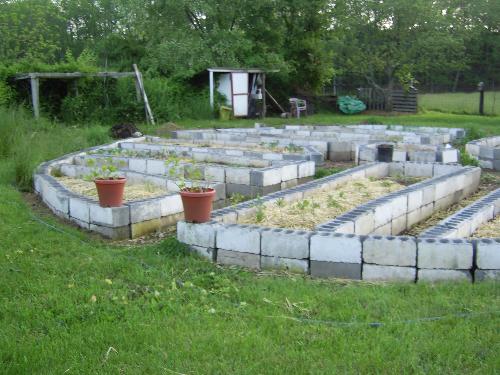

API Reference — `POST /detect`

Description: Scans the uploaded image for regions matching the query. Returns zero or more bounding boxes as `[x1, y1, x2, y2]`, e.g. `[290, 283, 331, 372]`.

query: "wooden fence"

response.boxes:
[357, 87, 418, 113]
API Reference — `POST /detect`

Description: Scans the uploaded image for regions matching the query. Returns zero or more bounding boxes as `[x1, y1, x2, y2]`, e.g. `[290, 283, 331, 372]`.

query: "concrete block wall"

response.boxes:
[466, 136, 500, 171]
[177, 220, 498, 282]
[357, 143, 459, 164]
[317, 166, 481, 236]
[421, 188, 500, 238]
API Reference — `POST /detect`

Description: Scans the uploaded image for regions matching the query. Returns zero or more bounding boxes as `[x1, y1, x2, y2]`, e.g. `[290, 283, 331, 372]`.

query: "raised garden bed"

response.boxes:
[177, 161, 500, 283]
[238, 177, 409, 230]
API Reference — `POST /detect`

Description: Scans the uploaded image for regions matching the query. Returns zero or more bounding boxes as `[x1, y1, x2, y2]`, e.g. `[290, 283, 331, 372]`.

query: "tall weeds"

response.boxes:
[0, 107, 112, 191]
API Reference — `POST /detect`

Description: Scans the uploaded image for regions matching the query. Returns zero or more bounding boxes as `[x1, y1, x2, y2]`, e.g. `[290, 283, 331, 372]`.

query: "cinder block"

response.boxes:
[389, 162, 404, 176]
[146, 159, 166, 175]
[476, 239, 500, 269]
[90, 223, 131, 239]
[354, 212, 375, 235]
[407, 208, 422, 228]
[131, 218, 163, 237]
[418, 269, 471, 282]
[129, 158, 147, 173]
[374, 201, 393, 227]
[433, 164, 460, 176]
[362, 265, 416, 282]
[331, 220, 355, 234]
[391, 195, 408, 218]
[42, 182, 70, 214]
[392, 150, 407, 162]
[217, 249, 260, 269]
[440, 149, 458, 164]
[298, 161, 315, 178]
[391, 215, 407, 235]
[177, 221, 217, 248]
[204, 165, 225, 182]
[363, 236, 417, 266]
[364, 162, 389, 178]
[281, 179, 298, 189]
[434, 194, 455, 211]
[358, 147, 377, 162]
[89, 203, 130, 227]
[69, 196, 91, 222]
[404, 163, 433, 177]
[281, 164, 298, 181]
[261, 228, 310, 259]
[310, 261, 361, 280]
[408, 189, 423, 212]
[129, 199, 162, 223]
[250, 168, 282, 187]
[411, 151, 436, 163]
[217, 224, 261, 254]
[417, 238, 473, 269]
[160, 194, 184, 216]
[310, 233, 362, 263]
[261, 256, 308, 273]
[225, 168, 250, 184]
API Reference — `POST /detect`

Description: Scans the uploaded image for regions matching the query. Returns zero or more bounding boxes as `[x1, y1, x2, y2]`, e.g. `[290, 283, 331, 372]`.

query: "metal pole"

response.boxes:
[209, 70, 214, 109]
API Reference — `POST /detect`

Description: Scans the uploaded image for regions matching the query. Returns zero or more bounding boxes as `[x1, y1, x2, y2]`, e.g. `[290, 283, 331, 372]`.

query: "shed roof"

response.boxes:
[207, 67, 278, 73]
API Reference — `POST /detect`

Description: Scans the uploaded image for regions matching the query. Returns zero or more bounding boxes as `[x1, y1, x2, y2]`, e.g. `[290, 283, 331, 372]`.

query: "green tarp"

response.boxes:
[338, 96, 366, 114]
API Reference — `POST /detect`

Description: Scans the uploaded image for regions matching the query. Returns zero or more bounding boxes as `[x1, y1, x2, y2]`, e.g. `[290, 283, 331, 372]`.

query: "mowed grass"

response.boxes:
[0, 107, 499, 373]
[419, 91, 500, 116]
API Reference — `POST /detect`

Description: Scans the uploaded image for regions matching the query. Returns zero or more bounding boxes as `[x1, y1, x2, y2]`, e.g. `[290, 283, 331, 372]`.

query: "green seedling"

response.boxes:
[327, 195, 342, 208]
[230, 193, 246, 206]
[275, 197, 286, 208]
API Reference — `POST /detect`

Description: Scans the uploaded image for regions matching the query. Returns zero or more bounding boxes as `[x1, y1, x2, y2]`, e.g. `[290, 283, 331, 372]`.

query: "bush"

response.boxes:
[144, 78, 214, 121]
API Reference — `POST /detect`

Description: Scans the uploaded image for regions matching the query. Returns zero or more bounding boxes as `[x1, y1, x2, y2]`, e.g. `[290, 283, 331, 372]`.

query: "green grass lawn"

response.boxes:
[1, 107, 499, 373]
[419, 91, 500, 116]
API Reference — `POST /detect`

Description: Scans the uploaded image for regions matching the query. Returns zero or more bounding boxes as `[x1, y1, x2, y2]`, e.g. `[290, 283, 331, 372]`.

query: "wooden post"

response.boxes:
[30, 75, 40, 118]
[262, 73, 266, 118]
[133, 64, 155, 125]
[134, 78, 141, 102]
[478, 82, 485, 115]
[209, 70, 214, 109]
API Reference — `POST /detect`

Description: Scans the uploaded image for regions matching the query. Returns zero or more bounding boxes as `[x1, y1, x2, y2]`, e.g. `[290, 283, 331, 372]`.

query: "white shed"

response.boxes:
[208, 67, 275, 118]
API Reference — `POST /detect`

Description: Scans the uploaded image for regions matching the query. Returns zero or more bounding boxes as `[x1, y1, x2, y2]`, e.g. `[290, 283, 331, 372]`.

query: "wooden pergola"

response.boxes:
[15, 65, 154, 123]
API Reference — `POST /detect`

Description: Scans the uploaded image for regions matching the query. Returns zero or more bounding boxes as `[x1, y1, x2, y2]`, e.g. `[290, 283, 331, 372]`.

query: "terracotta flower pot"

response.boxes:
[180, 188, 216, 223]
[94, 178, 126, 207]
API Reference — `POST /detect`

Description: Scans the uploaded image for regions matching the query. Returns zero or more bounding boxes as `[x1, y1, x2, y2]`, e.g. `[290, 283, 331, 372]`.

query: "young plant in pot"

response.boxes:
[166, 155, 215, 223]
[86, 158, 127, 207]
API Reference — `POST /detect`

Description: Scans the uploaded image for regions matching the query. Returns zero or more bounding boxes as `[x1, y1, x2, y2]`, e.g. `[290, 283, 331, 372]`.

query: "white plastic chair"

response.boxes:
[289, 98, 307, 118]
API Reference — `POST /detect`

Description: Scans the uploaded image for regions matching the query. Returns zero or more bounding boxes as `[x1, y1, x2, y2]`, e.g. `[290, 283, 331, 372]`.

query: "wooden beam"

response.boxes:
[15, 72, 135, 80]
[133, 64, 155, 125]
[264, 88, 286, 114]
[30, 76, 40, 118]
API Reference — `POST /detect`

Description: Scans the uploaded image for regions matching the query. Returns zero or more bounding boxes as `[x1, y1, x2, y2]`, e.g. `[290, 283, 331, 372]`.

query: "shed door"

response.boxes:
[231, 73, 249, 117]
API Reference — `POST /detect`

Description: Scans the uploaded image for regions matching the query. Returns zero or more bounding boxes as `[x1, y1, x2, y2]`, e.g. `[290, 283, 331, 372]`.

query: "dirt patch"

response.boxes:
[55, 176, 168, 201]
[238, 177, 408, 230]
[471, 215, 500, 238]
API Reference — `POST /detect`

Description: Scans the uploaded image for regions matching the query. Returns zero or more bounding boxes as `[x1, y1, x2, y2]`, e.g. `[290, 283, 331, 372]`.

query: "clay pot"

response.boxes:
[94, 178, 126, 207]
[180, 188, 216, 223]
